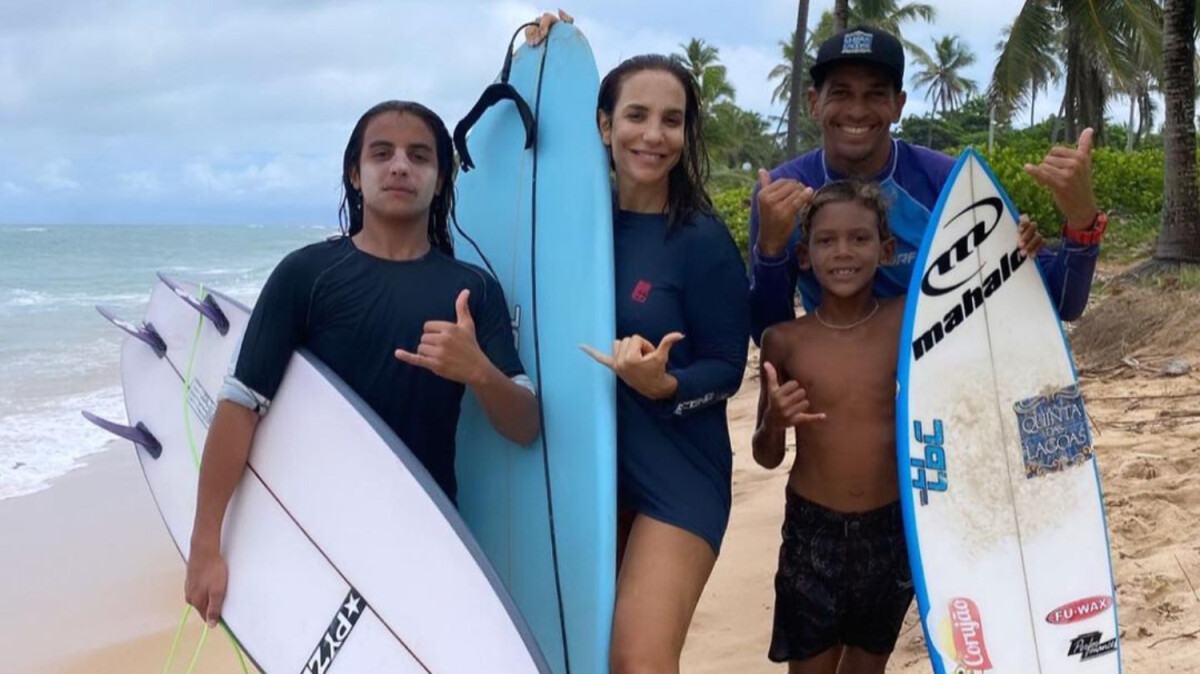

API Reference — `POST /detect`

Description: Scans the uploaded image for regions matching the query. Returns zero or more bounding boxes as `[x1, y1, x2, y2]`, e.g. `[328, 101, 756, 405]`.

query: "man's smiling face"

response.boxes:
[809, 62, 906, 177]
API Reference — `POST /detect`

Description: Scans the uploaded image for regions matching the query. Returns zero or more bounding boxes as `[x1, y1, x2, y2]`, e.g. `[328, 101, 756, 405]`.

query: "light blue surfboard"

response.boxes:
[897, 149, 1119, 673]
[452, 23, 616, 674]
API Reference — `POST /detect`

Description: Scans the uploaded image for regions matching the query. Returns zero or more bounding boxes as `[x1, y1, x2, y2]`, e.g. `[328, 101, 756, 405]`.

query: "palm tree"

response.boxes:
[786, 0, 812, 159]
[674, 38, 736, 114]
[1156, 0, 1200, 264]
[815, 0, 937, 63]
[854, 0, 937, 36]
[991, 0, 1161, 146]
[834, 0, 850, 32]
[993, 24, 1062, 128]
[707, 102, 780, 170]
[910, 36, 979, 115]
[769, 36, 800, 108]
[768, 29, 822, 156]
[1116, 60, 1158, 151]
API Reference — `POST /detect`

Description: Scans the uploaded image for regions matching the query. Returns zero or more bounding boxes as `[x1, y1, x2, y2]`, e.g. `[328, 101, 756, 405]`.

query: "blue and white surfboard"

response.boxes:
[897, 149, 1120, 673]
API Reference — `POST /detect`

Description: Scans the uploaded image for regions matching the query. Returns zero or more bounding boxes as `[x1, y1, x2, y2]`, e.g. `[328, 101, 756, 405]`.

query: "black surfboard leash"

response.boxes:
[527, 23, 574, 674]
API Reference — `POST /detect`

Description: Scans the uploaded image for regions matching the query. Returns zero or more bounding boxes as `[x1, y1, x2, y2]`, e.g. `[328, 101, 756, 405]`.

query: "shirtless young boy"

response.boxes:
[752, 179, 907, 674]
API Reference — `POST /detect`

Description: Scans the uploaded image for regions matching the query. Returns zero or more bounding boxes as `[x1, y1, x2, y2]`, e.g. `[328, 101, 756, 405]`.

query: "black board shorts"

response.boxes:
[768, 490, 914, 663]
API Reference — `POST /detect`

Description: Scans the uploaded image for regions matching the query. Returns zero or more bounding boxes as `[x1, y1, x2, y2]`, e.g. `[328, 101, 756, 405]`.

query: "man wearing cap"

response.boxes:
[749, 25, 1105, 343]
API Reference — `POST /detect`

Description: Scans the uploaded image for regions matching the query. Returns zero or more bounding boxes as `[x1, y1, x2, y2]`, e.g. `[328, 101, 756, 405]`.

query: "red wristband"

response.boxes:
[1062, 212, 1107, 246]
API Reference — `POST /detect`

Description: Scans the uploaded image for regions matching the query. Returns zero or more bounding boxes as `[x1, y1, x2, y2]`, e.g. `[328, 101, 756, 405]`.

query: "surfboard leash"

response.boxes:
[160, 283, 251, 674]
[528, 24, 573, 674]
[450, 21, 541, 282]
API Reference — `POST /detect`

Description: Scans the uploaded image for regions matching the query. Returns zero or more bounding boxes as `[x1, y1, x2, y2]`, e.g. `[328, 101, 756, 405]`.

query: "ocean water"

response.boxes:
[0, 223, 339, 500]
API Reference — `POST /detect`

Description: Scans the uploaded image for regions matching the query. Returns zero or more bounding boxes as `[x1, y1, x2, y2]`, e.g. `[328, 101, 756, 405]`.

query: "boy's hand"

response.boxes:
[395, 289, 491, 387]
[1017, 215, 1045, 258]
[762, 362, 825, 429]
[755, 169, 814, 257]
[580, 333, 682, 400]
[185, 546, 228, 628]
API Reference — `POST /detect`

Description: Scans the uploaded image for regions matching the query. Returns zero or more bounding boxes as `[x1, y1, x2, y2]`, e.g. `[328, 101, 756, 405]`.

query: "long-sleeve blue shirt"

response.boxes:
[613, 209, 750, 553]
[748, 139, 1100, 344]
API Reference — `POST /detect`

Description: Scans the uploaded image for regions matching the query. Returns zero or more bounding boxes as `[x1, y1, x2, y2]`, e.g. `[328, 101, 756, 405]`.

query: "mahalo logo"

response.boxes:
[921, 197, 1003, 297]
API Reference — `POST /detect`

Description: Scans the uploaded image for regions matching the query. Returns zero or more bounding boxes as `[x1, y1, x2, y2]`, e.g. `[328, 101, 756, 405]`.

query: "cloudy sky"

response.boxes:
[0, 0, 1055, 226]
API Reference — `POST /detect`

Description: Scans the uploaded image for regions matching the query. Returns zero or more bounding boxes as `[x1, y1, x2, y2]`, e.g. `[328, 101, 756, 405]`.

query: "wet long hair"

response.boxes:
[597, 54, 713, 235]
[338, 100, 456, 256]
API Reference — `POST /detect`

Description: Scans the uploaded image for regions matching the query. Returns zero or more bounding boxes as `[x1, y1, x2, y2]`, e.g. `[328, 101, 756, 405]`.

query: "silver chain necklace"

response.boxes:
[813, 299, 880, 330]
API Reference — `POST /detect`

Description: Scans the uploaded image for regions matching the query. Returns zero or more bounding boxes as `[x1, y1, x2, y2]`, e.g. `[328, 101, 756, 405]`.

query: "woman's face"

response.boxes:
[600, 69, 687, 195]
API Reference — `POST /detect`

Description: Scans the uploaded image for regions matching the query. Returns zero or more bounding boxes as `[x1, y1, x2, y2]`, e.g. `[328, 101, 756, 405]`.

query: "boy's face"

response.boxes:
[808, 63, 905, 174]
[350, 111, 442, 226]
[801, 201, 893, 298]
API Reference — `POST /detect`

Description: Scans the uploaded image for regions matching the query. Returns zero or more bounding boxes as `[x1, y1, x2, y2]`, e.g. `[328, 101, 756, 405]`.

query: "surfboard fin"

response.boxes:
[95, 305, 168, 358]
[156, 273, 230, 336]
[453, 22, 540, 172]
[81, 411, 163, 459]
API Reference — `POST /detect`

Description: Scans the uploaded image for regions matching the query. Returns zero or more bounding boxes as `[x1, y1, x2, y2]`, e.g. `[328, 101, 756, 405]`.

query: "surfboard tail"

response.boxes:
[81, 411, 162, 459]
[156, 272, 230, 335]
[95, 305, 168, 357]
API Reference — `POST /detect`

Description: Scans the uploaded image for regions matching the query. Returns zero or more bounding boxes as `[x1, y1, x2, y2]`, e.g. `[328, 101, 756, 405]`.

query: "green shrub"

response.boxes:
[713, 185, 753, 257]
[971, 145, 1164, 243]
[711, 141, 1166, 261]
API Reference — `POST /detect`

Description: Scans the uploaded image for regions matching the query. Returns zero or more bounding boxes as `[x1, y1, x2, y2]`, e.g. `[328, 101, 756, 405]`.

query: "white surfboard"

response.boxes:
[897, 149, 1120, 673]
[92, 276, 551, 673]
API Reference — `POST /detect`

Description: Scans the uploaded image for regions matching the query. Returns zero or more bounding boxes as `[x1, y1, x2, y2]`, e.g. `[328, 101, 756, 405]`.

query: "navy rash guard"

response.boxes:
[748, 139, 1101, 343]
[228, 237, 525, 503]
[613, 210, 750, 554]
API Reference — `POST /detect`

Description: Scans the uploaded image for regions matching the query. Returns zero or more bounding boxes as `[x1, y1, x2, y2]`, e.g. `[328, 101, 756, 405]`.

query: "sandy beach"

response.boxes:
[6, 285, 1200, 673]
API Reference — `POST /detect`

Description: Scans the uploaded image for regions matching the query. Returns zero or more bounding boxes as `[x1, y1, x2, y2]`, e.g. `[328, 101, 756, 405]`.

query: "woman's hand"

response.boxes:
[524, 9, 574, 46]
[581, 332, 682, 400]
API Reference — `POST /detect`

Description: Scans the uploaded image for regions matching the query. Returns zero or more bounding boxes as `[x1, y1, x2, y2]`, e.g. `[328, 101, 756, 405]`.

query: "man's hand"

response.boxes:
[755, 169, 814, 257]
[1024, 128, 1099, 230]
[1017, 215, 1045, 258]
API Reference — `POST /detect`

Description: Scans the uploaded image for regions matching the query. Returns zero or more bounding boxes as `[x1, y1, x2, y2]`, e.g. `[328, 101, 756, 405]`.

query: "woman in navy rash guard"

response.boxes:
[529, 19, 753, 669]
[587, 52, 749, 674]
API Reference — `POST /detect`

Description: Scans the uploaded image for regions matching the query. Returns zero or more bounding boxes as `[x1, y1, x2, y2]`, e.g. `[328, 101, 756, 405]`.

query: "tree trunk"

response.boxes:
[1051, 94, 1067, 144]
[1063, 26, 1080, 142]
[1138, 90, 1152, 144]
[785, 0, 811, 159]
[1030, 88, 1037, 128]
[1127, 96, 1136, 152]
[989, 105, 996, 153]
[1081, 60, 1107, 145]
[834, 0, 850, 32]
[1157, 0, 1200, 262]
